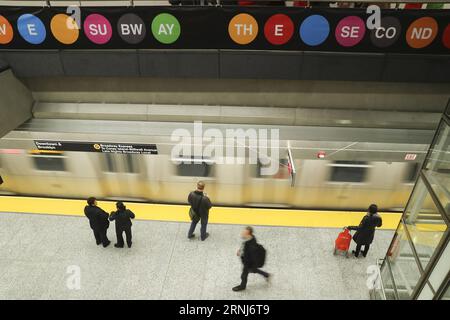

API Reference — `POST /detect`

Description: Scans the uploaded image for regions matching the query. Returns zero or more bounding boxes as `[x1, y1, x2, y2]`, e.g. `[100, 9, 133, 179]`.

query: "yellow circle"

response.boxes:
[93, 144, 101, 150]
[50, 14, 79, 45]
[228, 13, 258, 45]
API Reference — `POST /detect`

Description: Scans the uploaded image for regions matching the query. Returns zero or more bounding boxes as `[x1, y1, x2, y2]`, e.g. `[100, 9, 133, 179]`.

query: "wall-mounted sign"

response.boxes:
[405, 153, 417, 160]
[0, 7, 449, 53]
[34, 141, 158, 155]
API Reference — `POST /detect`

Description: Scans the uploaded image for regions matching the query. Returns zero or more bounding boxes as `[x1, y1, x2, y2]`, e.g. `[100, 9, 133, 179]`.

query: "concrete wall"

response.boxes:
[23, 76, 450, 113]
[0, 69, 34, 138]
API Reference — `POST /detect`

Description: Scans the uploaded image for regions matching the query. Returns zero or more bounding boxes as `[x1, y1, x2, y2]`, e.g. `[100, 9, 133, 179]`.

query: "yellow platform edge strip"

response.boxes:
[0, 195, 404, 230]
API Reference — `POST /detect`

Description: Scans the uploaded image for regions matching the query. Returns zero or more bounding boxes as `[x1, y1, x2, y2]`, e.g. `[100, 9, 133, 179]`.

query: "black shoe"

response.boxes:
[103, 241, 111, 248]
[201, 233, 210, 241]
[127, 243, 132, 248]
[114, 244, 124, 248]
[96, 241, 102, 246]
[188, 234, 195, 239]
[265, 273, 271, 283]
[232, 285, 246, 292]
[352, 250, 359, 257]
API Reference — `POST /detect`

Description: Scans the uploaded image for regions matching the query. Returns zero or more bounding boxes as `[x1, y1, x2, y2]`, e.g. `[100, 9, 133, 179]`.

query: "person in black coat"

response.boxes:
[233, 226, 270, 292]
[187, 181, 212, 241]
[348, 204, 383, 257]
[84, 197, 111, 248]
[109, 202, 135, 248]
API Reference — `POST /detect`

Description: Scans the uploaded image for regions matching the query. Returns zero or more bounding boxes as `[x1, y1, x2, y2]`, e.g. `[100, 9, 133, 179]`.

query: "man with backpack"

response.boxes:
[187, 181, 212, 241]
[232, 226, 270, 292]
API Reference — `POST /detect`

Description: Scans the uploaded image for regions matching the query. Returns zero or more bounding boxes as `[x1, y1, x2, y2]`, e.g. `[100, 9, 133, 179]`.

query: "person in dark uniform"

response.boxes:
[187, 181, 212, 241]
[84, 197, 111, 248]
[233, 226, 270, 292]
[109, 202, 135, 248]
[348, 204, 383, 258]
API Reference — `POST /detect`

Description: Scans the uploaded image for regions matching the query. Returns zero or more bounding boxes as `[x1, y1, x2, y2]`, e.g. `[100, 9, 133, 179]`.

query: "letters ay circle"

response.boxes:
[117, 13, 146, 44]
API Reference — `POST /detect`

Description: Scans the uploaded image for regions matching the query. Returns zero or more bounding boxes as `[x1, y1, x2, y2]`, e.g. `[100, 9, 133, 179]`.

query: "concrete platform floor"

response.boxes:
[0, 212, 394, 300]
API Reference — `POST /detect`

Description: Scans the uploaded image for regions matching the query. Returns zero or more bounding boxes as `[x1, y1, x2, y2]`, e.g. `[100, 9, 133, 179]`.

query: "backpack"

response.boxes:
[189, 193, 203, 223]
[253, 243, 266, 268]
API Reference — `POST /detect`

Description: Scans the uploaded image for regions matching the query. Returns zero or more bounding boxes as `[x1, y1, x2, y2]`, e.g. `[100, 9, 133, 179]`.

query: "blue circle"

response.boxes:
[299, 15, 330, 46]
[17, 14, 46, 44]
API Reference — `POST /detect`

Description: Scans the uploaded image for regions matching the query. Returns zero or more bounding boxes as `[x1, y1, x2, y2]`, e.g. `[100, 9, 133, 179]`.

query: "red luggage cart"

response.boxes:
[334, 227, 352, 258]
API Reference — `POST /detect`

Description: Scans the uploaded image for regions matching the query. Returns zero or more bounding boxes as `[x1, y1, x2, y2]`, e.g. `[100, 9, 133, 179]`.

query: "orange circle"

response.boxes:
[50, 14, 79, 45]
[228, 13, 258, 45]
[406, 17, 438, 49]
[0, 15, 14, 45]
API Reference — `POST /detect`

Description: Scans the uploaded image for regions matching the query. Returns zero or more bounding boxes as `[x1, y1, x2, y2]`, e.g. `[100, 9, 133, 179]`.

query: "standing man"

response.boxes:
[233, 226, 270, 292]
[187, 181, 212, 241]
[84, 197, 111, 248]
[109, 202, 135, 248]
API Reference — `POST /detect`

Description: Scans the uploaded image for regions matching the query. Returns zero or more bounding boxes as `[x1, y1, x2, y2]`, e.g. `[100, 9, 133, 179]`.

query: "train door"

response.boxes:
[99, 153, 147, 200]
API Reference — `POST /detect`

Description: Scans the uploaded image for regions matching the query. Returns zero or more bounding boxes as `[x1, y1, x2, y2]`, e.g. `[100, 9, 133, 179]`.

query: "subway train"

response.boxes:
[0, 118, 433, 211]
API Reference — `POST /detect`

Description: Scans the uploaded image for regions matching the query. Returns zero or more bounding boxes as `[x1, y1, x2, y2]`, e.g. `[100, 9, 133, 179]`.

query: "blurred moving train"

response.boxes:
[0, 118, 433, 211]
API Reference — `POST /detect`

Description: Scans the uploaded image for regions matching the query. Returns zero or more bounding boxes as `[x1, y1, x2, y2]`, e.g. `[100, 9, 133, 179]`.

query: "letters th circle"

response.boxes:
[151, 13, 181, 44]
[228, 13, 258, 45]
[117, 13, 146, 44]
[335, 16, 366, 47]
[370, 17, 401, 48]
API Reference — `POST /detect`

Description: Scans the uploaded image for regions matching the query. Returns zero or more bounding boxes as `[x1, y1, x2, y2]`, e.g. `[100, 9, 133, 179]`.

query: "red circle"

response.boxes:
[264, 14, 294, 45]
[443, 24, 450, 49]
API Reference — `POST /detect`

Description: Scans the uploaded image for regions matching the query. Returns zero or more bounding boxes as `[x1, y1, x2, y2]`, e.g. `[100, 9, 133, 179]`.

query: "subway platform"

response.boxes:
[0, 201, 396, 300]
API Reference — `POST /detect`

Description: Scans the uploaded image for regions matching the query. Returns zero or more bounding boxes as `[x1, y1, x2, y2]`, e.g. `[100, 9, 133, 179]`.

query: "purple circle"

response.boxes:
[83, 14, 112, 45]
[335, 16, 366, 47]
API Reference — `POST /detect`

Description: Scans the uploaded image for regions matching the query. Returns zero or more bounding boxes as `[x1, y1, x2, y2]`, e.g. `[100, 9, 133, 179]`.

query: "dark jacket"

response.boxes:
[241, 236, 259, 268]
[84, 205, 110, 230]
[188, 190, 212, 219]
[349, 213, 383, 245]
[109, 209, 135, 230]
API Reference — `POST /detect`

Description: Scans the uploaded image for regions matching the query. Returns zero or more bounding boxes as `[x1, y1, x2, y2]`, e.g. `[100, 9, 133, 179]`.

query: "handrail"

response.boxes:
[375, 258, 388, 300]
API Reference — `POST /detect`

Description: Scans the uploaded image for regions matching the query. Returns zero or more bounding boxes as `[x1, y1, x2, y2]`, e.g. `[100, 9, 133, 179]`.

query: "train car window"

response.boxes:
[256, 158, 289, 179]
[176, 157, 213, 177]
[329, 161, 368, 182]
[32, 156, 66, 171]
[405, 162, 420, 183]
[103, 153, 116, 172]
[124, 154, 139, 174]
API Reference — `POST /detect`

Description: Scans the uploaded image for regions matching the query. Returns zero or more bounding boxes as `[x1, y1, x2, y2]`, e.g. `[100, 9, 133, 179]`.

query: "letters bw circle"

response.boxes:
[117, 13, 146, 44]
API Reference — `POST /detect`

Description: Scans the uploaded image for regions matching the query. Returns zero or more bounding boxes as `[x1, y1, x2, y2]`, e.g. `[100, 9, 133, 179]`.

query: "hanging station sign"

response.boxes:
[34, 141, 158, 155]
[0, 6, 449, 53]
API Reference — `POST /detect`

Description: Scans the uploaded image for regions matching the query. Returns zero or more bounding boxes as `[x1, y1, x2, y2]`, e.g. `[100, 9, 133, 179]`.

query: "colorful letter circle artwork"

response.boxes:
[406, 17, 438, 49]
[118, 13, 146, 44]
[151, 13, 181, 44]
[300, 15, 330, 46]
[443, 24, 450, 50]
[17, 14, 46, 45]
[264, 14, 294, 45]
[335, 16, 366, 47]
[0, 15, 13, 44]
[51, 14, 79, 45]
[229, 13, 258, 45]
[83, 13, 112, 45]
[370, 16, 401, 48]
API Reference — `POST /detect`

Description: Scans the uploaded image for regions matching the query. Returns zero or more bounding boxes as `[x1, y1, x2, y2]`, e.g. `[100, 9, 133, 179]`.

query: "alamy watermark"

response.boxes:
[170, 121, 280, 176]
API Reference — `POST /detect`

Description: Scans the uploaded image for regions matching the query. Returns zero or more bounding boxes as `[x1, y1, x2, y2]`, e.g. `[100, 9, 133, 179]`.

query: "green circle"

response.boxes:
[151, 13, 180, 44]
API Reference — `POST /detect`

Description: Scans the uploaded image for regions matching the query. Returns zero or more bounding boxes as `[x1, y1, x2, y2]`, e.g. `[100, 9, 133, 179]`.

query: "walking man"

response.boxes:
[233, 226, 270, 292]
